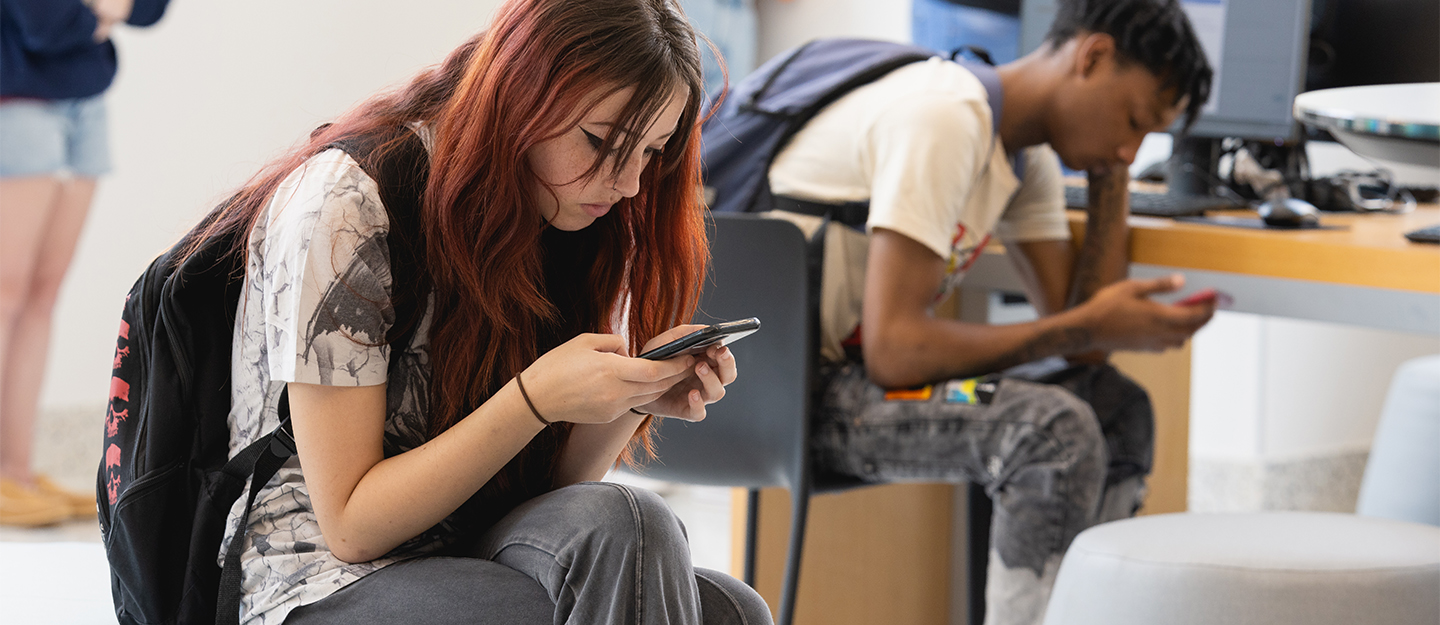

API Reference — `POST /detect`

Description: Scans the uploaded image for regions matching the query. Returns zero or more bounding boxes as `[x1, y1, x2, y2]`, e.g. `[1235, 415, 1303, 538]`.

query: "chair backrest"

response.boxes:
[628, 213, 813, 491]
[1357, 355, 1440, 526]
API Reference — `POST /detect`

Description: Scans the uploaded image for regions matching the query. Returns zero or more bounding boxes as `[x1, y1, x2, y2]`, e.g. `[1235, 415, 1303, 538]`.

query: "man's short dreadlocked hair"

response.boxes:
[1045, 0, 1214, 131]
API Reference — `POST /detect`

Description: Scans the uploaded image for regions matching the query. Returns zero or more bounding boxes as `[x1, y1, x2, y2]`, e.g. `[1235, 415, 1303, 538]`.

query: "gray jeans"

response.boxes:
[286, 482, 772, 625]
[812, 358, 1154, 625]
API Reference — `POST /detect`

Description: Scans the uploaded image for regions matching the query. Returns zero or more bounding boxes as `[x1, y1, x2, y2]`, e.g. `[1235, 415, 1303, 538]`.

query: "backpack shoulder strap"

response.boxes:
[949, 55, 1028, 183]
[953, 56, 1004, 136]
[328, 126, 432, 349]
[740, 38, 938, 117]
[702, 39, 938, 217]
[215, 404, 292, 625]
[760, 49, 1015, 228]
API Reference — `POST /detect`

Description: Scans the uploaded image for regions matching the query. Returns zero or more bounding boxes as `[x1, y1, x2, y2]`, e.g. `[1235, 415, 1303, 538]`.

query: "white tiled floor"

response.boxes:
[0, 473, 110, 624]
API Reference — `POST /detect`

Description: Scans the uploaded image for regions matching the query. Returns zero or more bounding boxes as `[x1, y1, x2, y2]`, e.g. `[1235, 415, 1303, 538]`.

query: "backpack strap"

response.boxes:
[771, 195, 871, 229]
[949, 54, 1029, 190]
[215, 404, 294, 625]
[328, 126, 432, 347]
[214, 126, 430, 625]
[764, 46, 1011, 230]
[702, 39, 938, 218]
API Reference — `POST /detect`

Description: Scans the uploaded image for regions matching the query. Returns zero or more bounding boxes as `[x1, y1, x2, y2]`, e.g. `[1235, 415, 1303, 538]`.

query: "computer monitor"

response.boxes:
[1019, 0, 1313, 199]
[1018, 0, 1312, 143]
[1306, 0, 1440, 93]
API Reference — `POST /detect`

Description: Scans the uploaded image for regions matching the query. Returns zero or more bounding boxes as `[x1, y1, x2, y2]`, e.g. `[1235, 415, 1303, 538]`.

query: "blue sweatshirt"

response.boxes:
[1, 0, 170, 99]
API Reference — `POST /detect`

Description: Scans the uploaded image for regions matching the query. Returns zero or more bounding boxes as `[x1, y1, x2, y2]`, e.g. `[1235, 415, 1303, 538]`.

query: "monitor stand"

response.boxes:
[1168, 135, 1231, 199]
[1119, 135, 1244, 216]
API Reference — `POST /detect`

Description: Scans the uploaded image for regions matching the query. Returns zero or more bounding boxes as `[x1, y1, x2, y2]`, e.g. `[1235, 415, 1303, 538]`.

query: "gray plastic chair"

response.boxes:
[627, 213, 993, 625]
[628, 213, 814, 625]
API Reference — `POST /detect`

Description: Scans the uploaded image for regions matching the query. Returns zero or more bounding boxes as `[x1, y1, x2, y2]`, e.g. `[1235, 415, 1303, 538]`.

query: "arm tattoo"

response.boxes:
[980, 326, 1095, 374]
[1067, 170, 1130, 308]
[1067, 259, 1104, 309]
[1018, 326, 1094, 363]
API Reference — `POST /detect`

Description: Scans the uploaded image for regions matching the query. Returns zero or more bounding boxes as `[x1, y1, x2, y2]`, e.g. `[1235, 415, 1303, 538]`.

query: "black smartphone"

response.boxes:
[638, 318, 761, 360]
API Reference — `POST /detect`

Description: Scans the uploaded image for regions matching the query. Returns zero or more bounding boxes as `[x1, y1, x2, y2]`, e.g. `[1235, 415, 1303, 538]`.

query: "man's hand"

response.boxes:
[1068, 274, 1216, 353]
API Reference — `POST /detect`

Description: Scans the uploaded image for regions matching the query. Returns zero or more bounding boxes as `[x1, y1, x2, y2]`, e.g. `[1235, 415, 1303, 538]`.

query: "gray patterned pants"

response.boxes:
[812, 358, 1154, 625]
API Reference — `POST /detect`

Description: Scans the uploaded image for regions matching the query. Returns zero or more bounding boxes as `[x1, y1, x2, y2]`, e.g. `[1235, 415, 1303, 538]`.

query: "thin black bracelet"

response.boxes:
[514, 373, 551, 426]
[629, 408, 650, 417]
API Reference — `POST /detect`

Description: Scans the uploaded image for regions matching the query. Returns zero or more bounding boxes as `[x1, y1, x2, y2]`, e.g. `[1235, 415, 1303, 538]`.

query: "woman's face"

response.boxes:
[527, 85, 689, 231]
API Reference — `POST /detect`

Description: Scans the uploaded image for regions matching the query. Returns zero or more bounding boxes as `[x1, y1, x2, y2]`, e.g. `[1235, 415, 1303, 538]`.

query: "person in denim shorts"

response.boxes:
[749, 1, 1219, 623]
[0, 0, 170, 526]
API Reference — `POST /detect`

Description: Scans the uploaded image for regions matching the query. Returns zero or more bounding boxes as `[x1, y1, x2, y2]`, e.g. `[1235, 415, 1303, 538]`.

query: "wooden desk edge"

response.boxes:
[1047, 206, 1440, 294]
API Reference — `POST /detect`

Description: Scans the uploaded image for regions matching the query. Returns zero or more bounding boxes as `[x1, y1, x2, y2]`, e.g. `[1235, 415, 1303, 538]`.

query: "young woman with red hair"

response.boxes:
[193, 0, 770, 623]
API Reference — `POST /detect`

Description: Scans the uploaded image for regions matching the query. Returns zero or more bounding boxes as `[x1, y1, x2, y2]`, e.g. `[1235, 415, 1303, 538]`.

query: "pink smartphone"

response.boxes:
[1176, 288, 1234, 309]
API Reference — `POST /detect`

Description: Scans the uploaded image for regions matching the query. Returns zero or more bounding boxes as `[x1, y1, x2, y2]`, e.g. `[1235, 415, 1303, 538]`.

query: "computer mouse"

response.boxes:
[1257, 197, 1320, 228]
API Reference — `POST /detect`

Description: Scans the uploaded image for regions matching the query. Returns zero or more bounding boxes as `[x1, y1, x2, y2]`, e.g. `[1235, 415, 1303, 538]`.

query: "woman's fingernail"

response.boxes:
[697, 363, 710, 376]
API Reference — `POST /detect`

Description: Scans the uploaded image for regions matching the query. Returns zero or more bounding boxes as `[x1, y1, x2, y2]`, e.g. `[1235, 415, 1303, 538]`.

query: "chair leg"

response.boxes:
[744, 488, 760, 587]
[967, 482, 993, 625]
[778, 485, 812, 625]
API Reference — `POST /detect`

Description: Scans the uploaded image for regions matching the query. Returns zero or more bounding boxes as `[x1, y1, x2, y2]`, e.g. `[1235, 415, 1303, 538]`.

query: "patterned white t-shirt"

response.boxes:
[221, 146, 455, 624]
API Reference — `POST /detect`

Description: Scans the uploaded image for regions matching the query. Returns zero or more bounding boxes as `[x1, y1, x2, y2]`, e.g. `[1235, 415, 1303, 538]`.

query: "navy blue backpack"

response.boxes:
[700, 38, 1004, 225]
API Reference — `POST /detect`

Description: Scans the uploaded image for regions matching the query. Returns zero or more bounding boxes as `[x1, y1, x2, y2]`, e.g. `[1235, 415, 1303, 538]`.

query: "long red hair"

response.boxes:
[183, 0, 711, 471]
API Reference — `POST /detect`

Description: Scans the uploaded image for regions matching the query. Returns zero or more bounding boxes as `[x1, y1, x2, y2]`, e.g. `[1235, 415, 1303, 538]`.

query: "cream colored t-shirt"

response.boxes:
[766, 57, 1069, 361]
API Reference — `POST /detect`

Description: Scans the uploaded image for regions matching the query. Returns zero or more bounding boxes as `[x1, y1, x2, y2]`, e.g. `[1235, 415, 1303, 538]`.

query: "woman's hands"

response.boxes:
[519, 325, 738, 425]
[633, 325, 738, 422]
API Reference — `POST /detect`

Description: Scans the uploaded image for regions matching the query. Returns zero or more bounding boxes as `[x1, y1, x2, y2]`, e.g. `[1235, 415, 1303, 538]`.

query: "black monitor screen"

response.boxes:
[1306, 0, 1440, 92]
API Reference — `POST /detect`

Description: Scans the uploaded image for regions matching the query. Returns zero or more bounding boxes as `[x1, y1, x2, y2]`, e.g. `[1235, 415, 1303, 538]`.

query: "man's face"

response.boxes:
[1047, 37, 1187, 174]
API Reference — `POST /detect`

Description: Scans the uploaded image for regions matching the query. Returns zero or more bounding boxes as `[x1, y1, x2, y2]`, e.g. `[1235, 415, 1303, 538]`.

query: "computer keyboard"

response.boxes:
[1404, 223, 1440, 244]
[1065, 185, 1245, 217]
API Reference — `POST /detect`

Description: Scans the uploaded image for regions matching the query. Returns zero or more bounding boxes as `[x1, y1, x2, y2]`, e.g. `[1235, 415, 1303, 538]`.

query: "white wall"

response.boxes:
[756, 0, 912, 63]
[1191, 313, 1440, 463]
[41, 0, 505, 413]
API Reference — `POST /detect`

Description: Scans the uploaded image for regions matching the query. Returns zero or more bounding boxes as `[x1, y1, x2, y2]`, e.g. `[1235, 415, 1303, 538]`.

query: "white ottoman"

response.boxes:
[1042, 512, 1440, 625]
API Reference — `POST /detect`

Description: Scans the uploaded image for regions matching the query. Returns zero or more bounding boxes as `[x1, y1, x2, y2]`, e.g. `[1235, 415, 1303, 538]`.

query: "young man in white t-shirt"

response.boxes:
[756, 1, 1219, 623]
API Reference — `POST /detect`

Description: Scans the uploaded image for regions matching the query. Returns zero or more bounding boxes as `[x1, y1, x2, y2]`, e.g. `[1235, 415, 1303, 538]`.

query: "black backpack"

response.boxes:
[700, 38, 1004, 227]
[98, 127, 430, 625]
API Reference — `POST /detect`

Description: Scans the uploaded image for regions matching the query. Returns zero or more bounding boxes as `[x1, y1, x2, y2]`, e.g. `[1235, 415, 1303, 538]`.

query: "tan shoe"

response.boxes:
[35, 475, 98, 519]
[0, 479, 70, 527]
